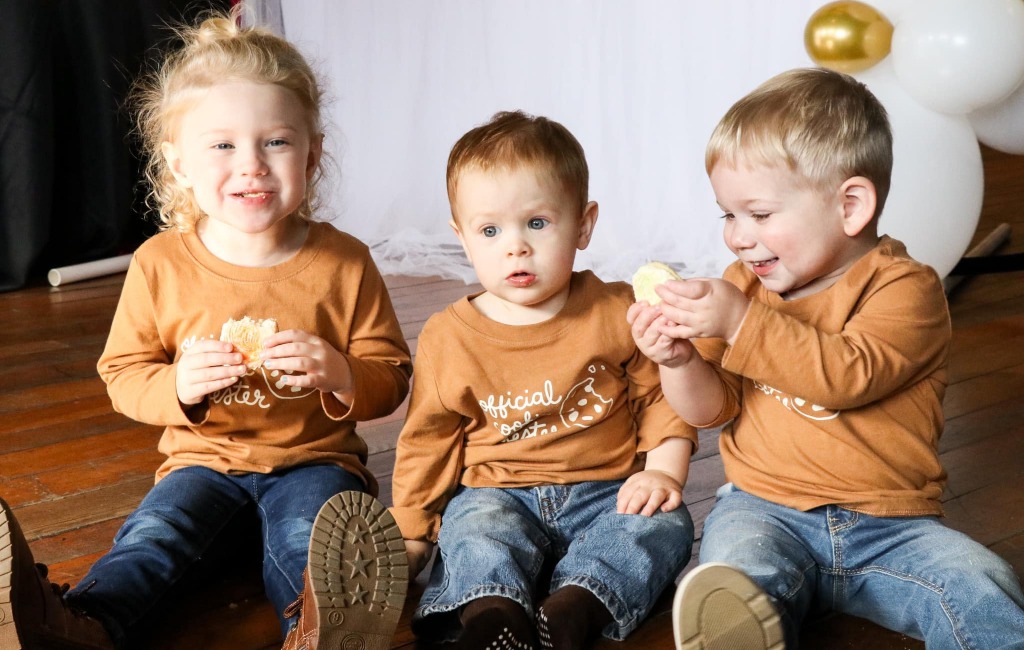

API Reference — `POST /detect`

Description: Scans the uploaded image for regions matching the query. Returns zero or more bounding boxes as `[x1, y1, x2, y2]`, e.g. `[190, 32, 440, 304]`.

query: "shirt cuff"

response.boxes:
[389, 506, 442, 543]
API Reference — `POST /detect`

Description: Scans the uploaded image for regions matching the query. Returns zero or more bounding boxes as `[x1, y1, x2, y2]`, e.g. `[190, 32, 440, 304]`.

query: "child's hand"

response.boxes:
[260, 330, 354, 401]
[627, 301, 699, 368]
[176, 339, 246, 406]
[655, 278, 750, 344]
[616, 469, 683, 516]
[404, 539, 434, 578]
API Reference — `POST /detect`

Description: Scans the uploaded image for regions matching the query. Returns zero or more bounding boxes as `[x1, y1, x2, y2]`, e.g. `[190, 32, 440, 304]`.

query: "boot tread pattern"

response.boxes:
[673, 562, 784, 650]
[307, 491, 408, 650]
[0, 505, 20, 648]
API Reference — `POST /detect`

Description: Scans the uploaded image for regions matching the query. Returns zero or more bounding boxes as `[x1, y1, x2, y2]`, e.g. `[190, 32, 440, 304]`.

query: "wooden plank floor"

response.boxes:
[2, 145, 1022, 648]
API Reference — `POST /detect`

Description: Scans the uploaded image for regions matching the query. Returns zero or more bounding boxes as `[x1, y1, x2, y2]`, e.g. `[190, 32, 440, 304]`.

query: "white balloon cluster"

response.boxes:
[806, 0, 1024, 278]
[887, 0, 1024, 148]
[857, 59, 985, 282]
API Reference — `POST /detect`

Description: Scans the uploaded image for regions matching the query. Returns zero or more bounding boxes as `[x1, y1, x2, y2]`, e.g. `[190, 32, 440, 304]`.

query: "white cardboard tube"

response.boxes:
[47, 254, 133, 287]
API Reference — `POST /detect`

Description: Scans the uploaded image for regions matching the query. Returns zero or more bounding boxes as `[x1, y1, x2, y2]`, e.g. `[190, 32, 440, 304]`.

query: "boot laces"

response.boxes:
[283, 592, 304, 619]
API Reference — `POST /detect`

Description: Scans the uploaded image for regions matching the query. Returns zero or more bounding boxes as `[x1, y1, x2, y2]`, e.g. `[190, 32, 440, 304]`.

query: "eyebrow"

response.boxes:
[198, 125, 301, 137]
[719, 196, 780, 210]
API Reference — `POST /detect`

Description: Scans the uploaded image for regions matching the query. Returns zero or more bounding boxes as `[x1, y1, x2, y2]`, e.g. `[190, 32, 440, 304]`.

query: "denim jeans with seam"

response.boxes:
[699, 484, 1024, 650]
[64, 463, 364, 646]
[415, 479, 694, 641]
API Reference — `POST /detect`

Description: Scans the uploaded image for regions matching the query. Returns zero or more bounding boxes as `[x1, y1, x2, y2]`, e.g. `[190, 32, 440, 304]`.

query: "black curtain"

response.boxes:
[0, 0, 230, 292]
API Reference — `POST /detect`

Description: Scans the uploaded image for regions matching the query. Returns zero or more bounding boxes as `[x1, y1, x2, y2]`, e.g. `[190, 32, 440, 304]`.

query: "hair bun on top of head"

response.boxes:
[182, 5, 259, 49]
[192, 14, 241, 44]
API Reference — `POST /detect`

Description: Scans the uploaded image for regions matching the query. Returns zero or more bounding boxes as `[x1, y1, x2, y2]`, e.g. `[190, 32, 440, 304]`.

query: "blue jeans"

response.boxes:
[416, 480, 694, 641]
[699, 485, 1024, 649]
[64, 464, 363, 646]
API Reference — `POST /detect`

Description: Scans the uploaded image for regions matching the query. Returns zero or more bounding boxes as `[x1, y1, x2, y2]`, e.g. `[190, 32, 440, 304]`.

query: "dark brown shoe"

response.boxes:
[0, 497, 115, 649]
[281, 491, 408, 650]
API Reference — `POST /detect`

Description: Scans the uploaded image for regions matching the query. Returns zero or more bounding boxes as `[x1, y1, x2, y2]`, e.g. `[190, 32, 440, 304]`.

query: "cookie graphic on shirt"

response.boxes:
[560, 377, 612, 429]
[753, 380, 839, 421]
[789, 396, 839, 421]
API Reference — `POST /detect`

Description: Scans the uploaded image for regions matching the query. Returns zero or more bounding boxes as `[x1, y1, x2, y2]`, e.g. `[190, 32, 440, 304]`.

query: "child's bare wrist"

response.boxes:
[647, 467, 684, 485]
[663, 352, 699, 371]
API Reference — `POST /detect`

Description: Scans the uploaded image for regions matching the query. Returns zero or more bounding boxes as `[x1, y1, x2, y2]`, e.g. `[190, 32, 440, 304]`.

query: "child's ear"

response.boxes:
[306, 133, 324, 180]
[576, 201, 599, 250]
[161, 141, 192, 189]
[449, 217, 473, 263]
[839, 176, 877, 237]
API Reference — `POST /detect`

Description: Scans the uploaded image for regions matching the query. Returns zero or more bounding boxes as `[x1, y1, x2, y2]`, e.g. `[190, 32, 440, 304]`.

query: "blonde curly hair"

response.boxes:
[133, 6, 325, 231]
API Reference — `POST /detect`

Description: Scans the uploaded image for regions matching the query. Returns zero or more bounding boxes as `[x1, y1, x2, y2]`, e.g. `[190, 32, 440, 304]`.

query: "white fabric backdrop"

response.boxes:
[281, 1, 833, 283]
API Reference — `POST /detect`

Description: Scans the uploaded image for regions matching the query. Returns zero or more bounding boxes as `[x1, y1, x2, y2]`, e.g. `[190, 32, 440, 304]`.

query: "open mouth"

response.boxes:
[507, 271, 537, 287]
[750, 258, 778, 276]
[233, 191, 270, 199]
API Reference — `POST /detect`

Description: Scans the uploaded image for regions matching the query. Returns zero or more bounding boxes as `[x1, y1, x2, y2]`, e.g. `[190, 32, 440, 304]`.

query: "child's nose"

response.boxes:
[238, 147, 269, 176]
[726, 220, 754, 250]
[506, 234, 530, 256]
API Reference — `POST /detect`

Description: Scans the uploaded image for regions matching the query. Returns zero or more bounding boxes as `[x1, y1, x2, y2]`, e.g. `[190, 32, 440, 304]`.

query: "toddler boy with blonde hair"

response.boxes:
[630, 67, 1024, 649]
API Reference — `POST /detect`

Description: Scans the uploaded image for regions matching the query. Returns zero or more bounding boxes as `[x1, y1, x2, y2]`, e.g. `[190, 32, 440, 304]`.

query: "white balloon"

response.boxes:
[865, 0, 920, 25]
[891, 0, 1024, 115]
[855, 60, 983, 278]
[970, 82, 1024, 155]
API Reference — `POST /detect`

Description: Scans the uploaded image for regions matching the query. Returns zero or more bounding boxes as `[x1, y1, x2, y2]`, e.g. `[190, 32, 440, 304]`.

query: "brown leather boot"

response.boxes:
[281, 491, 408, 650]
[0, 497, 115, 649]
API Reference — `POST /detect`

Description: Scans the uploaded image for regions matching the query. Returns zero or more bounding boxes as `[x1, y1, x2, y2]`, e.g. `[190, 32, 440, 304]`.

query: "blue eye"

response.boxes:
[528, 217, 547, 230]
[482, 226, 499, 237]
[267, 138, 289, 147]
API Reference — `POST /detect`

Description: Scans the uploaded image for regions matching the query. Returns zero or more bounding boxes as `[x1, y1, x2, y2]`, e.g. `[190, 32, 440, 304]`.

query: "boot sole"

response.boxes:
[306, 491, 408, 650]
[673, 562, 784, 650]
[0, 498, 24, 649]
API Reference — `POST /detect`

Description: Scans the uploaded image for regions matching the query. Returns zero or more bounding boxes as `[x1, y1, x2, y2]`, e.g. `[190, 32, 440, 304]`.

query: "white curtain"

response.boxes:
[280, 1, 825, 283]
[240, 0, 286, 35]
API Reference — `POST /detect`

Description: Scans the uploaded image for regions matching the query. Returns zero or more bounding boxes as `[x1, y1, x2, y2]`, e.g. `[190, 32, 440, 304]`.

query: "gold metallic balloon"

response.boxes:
[804, 1, 894, 74]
